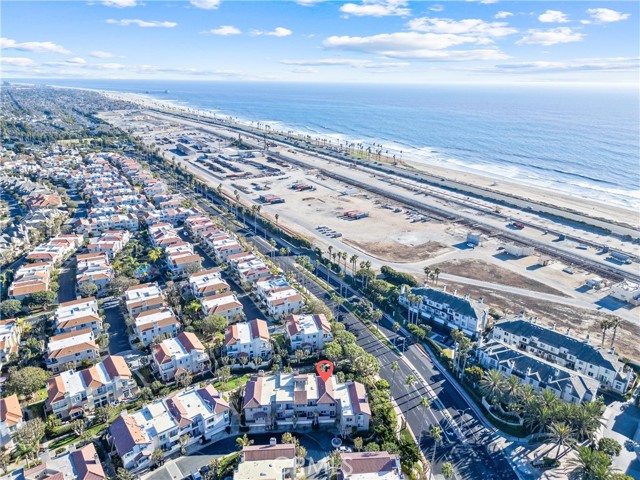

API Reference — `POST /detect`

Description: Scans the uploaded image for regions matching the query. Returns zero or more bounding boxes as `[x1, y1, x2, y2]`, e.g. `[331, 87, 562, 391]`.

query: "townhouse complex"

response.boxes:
[46, 355, 137, 420]
[400, 285, 489, 337]
[243, 372, 371, 435]
[0, 318, 21, 370]
[0, 394, 23, 450]
[255, 276, 305, 318]
[108, 385, 230, 472]
[54, 297, 103, 335]
[46, 329, 100, 373]
[224, 319, 272, 361]
[124, 283, 180, 346]
[152, 331, 209, 381]
[478, 317, 634, 398]
[285, 314, 332, 353]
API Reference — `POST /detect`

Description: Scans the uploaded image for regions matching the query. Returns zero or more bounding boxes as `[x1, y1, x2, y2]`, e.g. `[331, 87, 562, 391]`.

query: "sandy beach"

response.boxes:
[100, 90, 638, 231]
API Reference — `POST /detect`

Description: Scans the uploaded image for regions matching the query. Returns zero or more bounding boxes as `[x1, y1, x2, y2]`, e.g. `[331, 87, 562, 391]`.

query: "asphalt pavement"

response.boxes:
[103, 297, 131, 354]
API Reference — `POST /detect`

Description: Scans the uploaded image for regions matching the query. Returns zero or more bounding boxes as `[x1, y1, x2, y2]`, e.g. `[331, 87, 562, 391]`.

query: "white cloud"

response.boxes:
[586, 8, 631, 23]
[323, 32, 509, 61]
[340, 0, 410, 18]
[205, 25, 241, 36]
[251, 27, 293, 37]
[538, 10, 569, 23]
[0, 37, 70, 54]
[296, 0, 325, 6]
[0, 57, 35, 66]
[494, 11, 512, 19]
[95, 62, 126, 69]
[281, 58, 409, 68]
[407, 17, 517, 39]
[429, 4, 444, 12]
[90, 50, 116, 58]
[494, 57, 640, 73]
[102, 0, 137, 7]
[66, 57, 86, 64]
[106, 19, 177, 28]
[517, 27, 584, 46]
[190, 0, 221, 10]
[466, 0, 499, 4]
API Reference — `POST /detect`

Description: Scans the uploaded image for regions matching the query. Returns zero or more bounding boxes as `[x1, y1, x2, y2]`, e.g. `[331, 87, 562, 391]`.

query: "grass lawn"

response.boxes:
[27, 388, 48, 405]
[214, 374, 250, 392]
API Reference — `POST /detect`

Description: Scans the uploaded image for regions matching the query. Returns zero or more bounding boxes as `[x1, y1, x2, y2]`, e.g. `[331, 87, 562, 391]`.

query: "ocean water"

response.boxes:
[37, 79, 640, 209]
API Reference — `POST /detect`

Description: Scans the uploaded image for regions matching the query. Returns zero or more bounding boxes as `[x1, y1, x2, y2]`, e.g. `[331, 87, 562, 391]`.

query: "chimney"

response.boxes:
[464, 294, 470, 301]
[566, 328, 570, 335]
[609, 346, 615, 355]
[258, 369, 265, 377]
[400, 285, 406, 295]
[519, 311, 525, 319]
[269, 437, 277, 446]
[443, 285, 447, 293]
[478, 297, 483, 304]
[552, 322, 556, 331]
[526, 367, 532, 377]
[584, 334, 590, 344]
[453, 289, 457, 296]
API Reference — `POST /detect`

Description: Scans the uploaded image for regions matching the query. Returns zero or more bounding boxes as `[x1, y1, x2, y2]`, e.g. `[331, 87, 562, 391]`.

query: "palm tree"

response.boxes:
[274, 213, 279, 227]
[350, 254, 359, 276]
[504, 375, 522, 404]
[406, 374, 416, 391]
[390, 361, 400, 394]
[420, 397, 431, 410]
[599, 317, 614, 347]
[429, 426, 443, 480]
[148, 247, 163, 263]
[608, 316, 621, 349]
[423, 267, 431, 285]
[479, 369, 505, 406]
[441, 462, 454, 480]
[549, 422, 574, 460]
[567, 446, 613, 480]
[236, 434, 254, 450]
[433, 268, 441, 285]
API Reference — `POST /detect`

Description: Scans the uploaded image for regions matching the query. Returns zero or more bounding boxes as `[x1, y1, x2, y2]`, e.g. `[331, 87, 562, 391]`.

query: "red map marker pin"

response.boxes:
[316, 360, 334, 383]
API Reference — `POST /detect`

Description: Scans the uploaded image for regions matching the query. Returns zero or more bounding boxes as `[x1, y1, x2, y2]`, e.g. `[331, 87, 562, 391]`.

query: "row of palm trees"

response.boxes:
[479, 369, 605, 442]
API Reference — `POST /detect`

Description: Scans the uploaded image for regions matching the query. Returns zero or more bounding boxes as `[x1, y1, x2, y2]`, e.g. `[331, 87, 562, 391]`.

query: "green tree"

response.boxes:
[236, 434, 254, 450]
[95, 405, 113, 424]
[479, 369, 505, 405]
[23, 291, 56, 310]
[116, 468, 136, 480]
[354, 437, 364, 452]
[0, 299, 22, 318]
[429, 426, 443, 480]
[14, 418, 46, 464]
[151, 448, 165, 466]
[78, 282, 98, 298]
[202, 314, 227, 338]
[71, 418, 86, 437]
[548, 422, 574, 460]
[597, 437, 622, 458]
[441, 462, 454, 480]
[282, 432, 297, 444]
[568, 446, 613, 480]
[7, 366, 47, 399]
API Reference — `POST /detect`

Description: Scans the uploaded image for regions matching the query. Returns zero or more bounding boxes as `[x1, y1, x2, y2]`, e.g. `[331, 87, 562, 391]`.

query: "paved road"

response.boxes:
[57, 263, 77, 303]
[273, 258, 517, 479]
[151, 162, 519, 478]
[103, 297, 131, 354]
[179, 229, 265, 322]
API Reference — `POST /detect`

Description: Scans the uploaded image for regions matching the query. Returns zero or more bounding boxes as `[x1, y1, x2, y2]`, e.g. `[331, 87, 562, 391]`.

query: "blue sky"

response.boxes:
[1, 1, 638, 83]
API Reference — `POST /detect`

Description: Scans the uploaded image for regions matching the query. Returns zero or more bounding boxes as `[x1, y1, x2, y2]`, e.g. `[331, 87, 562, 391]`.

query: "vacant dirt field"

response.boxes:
[433, 259, 569, 297]
[345, 239, 450, 263]
[443, 280, 640, 362]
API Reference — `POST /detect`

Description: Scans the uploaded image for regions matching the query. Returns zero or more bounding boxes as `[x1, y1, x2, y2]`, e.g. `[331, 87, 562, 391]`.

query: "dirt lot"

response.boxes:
[433, 259, 569, 297]
[345, 238, 450, 263]
[443, 280, 640, 362]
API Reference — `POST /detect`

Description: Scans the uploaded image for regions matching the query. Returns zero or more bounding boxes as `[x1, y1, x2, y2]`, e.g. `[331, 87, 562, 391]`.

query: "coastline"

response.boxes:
[98, 89, 639, 230]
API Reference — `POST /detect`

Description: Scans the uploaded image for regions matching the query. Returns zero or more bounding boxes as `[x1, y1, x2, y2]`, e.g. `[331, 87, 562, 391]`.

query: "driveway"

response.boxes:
[57, 261, 77, 303]
[102, 297, 131, 354]
[602, 400, 640, 478]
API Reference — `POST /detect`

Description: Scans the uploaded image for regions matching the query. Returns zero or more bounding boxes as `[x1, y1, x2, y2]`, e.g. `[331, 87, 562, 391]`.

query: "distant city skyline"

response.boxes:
[1, 0, 638, 84]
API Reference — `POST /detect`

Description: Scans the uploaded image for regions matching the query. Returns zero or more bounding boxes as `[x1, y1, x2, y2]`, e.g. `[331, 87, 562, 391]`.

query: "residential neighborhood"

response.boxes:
[0, 84, 638, 480]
